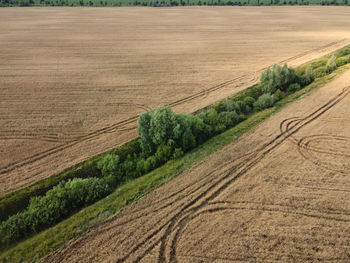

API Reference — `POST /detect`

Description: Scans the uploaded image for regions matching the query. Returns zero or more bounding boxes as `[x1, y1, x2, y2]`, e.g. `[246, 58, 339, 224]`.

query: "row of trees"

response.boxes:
[0, 177, 111, 246]
[2, 50, 349, 249]
[1, 0, 349, 6]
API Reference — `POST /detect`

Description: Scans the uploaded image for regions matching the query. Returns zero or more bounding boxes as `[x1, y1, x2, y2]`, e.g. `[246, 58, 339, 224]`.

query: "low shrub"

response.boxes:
[311, 58, 327, 70]
[219, 111, 240, 127]
[336, 54, 350, 67]
[97, 154, 122, 179]
[253, 93, 275, 110]
[326, 55, 337, 73]
[335, 46, 350, 57]
[287, 83, 301, 93]
[299, 64, 315, 87]
[243, 96, 255, 107]
[273, 89, 284, 101]
[4, 46, 350, 251]
[0, 177, 111, 247]
[314, 66, 327, 78]
[244, 85, 261, 99]
[172, 148, 184, 159]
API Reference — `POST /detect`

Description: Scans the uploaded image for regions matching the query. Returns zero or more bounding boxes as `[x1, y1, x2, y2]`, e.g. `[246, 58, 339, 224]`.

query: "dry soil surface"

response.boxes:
[1, 6, 350, 193]
[43, 61, 350, 262]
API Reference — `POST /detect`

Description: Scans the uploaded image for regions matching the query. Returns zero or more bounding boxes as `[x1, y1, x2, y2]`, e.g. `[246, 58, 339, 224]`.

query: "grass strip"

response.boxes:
[1, 62, 349, 263]
[2, 44, 348, 223]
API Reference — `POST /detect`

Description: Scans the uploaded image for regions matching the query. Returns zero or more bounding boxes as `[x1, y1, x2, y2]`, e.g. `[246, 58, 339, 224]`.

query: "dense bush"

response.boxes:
[172, 147, 184, 159]
[138, 107, 204, 155]
[3, 48, 350, 250]
[137, 106, 217, 156]
[335, 46, 350, 58]
[326, 55, 337, 73]
[314, 66, 327, 78]
[336, 54, 350, 67]
[298, 64, 315, 87]
[243, 96, 255, 107]
[254, 93, 275, 110]
[287, 83, 301, 93]
[259, 64, 297, 93]
[97, 154, 122, 179]
[273, 89, 284, 101]
[0, 177, 111, 246]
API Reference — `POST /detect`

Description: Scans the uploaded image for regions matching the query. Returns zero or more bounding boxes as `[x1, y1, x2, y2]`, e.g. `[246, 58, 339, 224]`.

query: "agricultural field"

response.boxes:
[42, 63, 350, 263]
[1, 0, 350, 8]
[1, 6, 350, 195]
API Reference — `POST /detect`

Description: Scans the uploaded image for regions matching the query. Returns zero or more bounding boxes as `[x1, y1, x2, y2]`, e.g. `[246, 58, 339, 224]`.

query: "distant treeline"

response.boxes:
[1, 0, 349, 7]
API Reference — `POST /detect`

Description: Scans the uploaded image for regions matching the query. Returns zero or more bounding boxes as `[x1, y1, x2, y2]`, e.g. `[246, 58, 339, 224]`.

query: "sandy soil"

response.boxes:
[42, 67, 350, 262]
[1, 6, 350, 194]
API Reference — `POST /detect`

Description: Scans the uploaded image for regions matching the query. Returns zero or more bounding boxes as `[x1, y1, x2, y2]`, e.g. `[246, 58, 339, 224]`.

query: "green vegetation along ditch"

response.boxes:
[1, 45, 350, 262]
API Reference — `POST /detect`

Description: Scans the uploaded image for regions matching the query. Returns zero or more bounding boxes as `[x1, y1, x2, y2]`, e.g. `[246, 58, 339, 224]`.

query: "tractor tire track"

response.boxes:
[279, 87, 350, 172]
[2, 40, 346, 179]
[100, 83, 350, 263]
[163, 86, 350, 262]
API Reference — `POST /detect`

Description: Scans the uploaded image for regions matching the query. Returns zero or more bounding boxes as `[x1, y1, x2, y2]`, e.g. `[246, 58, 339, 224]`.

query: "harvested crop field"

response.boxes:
[43, 65, 350, 263]
[1, 6, 350, 194]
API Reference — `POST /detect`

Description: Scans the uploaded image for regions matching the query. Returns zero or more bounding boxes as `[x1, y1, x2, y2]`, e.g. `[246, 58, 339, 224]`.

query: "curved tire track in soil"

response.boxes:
[1, 40, 346, 179]
[297, 134, 350, 173]
[161, 85, 350, 263]
[279, 87, 350, 172]
[0, 103, 152, 143]
[170, 202, 350, 262]
[44, 82, 350, 263]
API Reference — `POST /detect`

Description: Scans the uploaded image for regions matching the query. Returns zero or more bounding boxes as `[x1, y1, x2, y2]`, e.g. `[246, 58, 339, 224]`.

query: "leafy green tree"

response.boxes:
[155, 144, 173, 163]
[260, 64, 297, 93]
[254, 93, 275, 110]
[287, 83, 301, 93]
[298, 64, 315, 86]
[137, 112, 155, 154]
[189, 115, 209, 144]
[243, 96, 255, 107]
[0, 178, 110, 247]
[181, 128, 196, 151]
[97, 154, 122, 180]
[149, 106, 177, 146]
[219, 111, 240, 127]
[273, 89, 284, 101]
[138, 107, 203, 154]
[123, 155, 137, 178]
[136, 159, 145, 176]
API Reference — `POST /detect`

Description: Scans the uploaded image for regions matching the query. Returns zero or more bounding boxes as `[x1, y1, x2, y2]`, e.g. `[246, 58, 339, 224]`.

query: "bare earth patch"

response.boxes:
[1, 6, 350, 193]
[42, 67, 350, 262]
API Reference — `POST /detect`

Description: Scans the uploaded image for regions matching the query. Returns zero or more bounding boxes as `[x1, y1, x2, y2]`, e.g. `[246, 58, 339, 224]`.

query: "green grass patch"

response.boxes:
[0, 108, 272, 262]
[1, 59, 350, 263]
[3, 43, 349, 225]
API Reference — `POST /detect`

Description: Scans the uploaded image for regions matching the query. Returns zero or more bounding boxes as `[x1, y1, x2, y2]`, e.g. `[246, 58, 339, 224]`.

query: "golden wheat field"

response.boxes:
[1, 6, 350, 195]
[42, 60, 350, 263]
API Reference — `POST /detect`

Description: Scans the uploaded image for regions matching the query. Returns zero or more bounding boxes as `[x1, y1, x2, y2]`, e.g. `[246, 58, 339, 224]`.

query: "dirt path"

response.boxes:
[42, 65, 350, 262]
[2, 7, 350, 194]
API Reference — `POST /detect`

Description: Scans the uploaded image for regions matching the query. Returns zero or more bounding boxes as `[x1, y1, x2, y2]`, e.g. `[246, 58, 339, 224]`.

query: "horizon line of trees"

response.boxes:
[1, 0, 349, 7]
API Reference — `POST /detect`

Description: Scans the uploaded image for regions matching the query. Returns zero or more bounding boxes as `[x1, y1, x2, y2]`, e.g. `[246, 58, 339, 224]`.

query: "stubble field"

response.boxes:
[1, 6, 350, 194]
[43, 61, 350, 263]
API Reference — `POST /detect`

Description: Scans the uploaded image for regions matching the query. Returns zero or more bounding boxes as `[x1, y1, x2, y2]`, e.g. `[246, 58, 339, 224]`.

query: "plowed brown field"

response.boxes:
[42, 63, 350, 263]
[1, 6, 350, 194]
